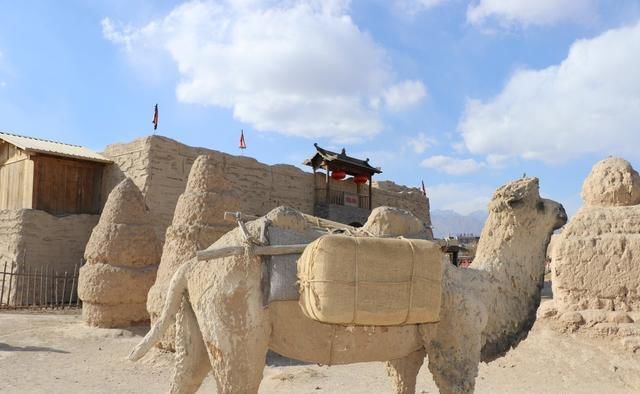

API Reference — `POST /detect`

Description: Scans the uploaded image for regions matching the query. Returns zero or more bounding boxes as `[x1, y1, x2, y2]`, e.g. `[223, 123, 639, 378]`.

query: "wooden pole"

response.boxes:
[313, 168, 317, 206]
[237, 220, 257, 244]
[325, 164, 330, 205]
[196, 244, 308, 262]
[368, 175, 372, 211]
[223, 212, 259, 222]
[0, 261, 7, 306]
[223, 211, 352, 233]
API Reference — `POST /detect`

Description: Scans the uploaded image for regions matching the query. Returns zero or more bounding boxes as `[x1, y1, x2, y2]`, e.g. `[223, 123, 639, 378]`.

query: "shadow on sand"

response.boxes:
[0, 342, 70, 354]
[267, 350, 312, 367]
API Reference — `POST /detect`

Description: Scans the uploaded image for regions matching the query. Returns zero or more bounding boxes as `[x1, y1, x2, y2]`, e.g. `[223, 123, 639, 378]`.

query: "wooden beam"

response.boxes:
[23, 157, 34, 209]
[223, 211, 260, 222]
[196, 244, 309, 261]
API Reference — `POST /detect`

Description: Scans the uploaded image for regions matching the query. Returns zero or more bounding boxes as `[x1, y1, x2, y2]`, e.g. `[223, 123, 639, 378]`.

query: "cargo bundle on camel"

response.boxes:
[129, 177, 566, 394]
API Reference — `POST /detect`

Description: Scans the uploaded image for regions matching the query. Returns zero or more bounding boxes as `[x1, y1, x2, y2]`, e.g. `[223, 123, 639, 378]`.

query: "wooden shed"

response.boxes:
[0, 132, 112, 215]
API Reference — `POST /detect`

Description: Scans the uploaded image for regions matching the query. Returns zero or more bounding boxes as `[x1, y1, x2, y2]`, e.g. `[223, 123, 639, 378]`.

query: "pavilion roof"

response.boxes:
[303, 143, 382, 176]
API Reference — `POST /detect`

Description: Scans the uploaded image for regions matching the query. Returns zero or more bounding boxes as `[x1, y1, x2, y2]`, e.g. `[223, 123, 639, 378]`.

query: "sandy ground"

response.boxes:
[1, 300, 639, 394]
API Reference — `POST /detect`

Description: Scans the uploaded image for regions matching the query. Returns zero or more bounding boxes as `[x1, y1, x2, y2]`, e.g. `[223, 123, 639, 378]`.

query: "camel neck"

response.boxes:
[471, 211, 552, 361]
[473, 212, 548, 282]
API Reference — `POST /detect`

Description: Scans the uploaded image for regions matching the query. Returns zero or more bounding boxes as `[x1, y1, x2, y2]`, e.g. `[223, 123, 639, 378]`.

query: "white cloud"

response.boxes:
[407, 132, 437, 154]
[395, 0, 448, 14]
[421, 155, 484, 175]
[102, 0, 425, 143]
[459, 21, 640, 163]
[467, 0, 598, 27]
[427, 182, 494, 214]
[485, 153, 509, 167]
[383, 80, 427, 111]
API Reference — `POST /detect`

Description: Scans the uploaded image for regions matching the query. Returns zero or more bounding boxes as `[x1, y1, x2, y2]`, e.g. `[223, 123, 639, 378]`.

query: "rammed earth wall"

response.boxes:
[103, 135, 432, 242]
[0, 209, 98, 303]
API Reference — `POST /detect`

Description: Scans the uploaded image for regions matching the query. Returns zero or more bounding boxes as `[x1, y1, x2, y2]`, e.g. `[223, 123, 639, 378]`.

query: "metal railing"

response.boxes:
[0, 261, 82, 309]
[315, 188, 370, 209]
[358, 195, 370, 210]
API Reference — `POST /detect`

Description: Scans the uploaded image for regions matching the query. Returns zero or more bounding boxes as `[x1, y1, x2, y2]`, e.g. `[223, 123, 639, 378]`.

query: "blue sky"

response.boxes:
[2, 0, 640, 216]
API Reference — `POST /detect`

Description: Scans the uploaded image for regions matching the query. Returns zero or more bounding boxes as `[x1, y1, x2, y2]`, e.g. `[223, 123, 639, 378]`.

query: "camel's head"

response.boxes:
[489, 177, 567, 231]
[479, 178, 567, 363]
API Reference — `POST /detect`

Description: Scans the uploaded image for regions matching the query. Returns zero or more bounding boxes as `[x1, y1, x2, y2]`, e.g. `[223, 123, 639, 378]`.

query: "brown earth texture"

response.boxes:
[1, 289, 639, 394]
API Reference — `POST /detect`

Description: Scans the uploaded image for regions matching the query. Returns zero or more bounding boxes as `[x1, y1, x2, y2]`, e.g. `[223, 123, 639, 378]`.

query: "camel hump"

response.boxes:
[361, 206, 431, 239]
[581, 157, 640, 206]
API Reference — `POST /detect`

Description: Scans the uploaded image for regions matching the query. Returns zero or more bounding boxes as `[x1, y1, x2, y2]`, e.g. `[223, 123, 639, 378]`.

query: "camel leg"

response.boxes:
[425, 335, 481, 394]
[197, 284, 270, 394]
[385, 347, 426, 394]
[423, 296, 485, 394]
[169, 298, 211, 394]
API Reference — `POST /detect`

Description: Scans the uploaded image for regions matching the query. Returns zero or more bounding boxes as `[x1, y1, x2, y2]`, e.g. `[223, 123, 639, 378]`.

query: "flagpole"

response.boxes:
[152, 104, 159, 134]
[239, 129, 246, 150]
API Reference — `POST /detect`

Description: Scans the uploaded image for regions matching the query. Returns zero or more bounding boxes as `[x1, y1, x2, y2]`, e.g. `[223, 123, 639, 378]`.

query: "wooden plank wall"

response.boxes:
[32, 155, 104, 215]
[0, 142, 33, 210]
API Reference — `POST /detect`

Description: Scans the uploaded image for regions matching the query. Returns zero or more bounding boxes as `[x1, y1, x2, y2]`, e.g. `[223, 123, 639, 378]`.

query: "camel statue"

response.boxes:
[130, 177, 566, 394]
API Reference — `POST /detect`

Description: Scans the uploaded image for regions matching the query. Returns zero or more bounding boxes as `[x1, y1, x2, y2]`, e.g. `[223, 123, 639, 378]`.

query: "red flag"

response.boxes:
[239, 129, 246, 149]
[152, 104, 159, 130]
[421, 180, 427, 196]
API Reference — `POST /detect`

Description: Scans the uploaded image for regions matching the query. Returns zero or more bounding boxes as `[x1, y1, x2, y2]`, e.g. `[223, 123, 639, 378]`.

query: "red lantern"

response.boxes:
[353, 175, 368, 184]
[331, 170, 346, 180]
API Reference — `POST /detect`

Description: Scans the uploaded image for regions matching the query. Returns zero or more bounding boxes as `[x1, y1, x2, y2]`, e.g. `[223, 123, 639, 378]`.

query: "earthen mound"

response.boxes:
[581, 157, 640, 207]
[146, 155, 240, 349]
[545, 158, 640, 350]
[78, 178, 161, 328]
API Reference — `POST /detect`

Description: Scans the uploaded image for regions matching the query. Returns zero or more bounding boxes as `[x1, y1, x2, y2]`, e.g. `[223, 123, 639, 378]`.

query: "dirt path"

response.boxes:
[1, 303, 639, 393]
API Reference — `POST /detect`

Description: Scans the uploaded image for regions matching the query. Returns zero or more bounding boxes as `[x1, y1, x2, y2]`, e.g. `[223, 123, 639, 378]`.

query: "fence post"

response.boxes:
[25, 266, 31, 307]
[44, 266, 48, 308]
[7, 262, 14, 308]
[0, 261, 7, 306]
[69, 264, 78, 307]
[77, 259, 83, 307]
[19, 250, 26, 307]
[39, 267, 44, 306]
[18, 266, 24, 307]
[32, 267, 37, 307]
[54, 269, 58, 307]
[61, 272, 68, 310]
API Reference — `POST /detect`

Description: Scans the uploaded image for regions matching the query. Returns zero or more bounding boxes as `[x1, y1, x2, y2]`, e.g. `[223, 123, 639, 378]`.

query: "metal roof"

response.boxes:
[0, 131, 112, 163]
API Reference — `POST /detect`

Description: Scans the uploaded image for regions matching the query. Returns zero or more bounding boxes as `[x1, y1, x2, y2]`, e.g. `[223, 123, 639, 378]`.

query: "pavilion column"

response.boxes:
[312, 168, 317, 206]
[368, 175, 372, 211]
[325, 164, 330, 204]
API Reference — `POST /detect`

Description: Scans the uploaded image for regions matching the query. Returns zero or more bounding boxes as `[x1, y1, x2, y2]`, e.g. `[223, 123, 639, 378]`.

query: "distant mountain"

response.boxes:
[430, 209, 488, 239]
